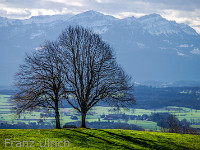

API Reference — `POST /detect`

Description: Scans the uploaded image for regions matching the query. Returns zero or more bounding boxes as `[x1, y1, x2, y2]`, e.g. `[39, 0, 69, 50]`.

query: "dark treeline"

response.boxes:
[151, 113, 199, 134]
[134, 85, 200, 109]
[0, 122, 54, 129]
[0, 90, 12, 95]
[100, 112, 199, 134]
[96, 85, 200, 109]
[1, 85, 200, 109]
[0, 121, 145, 131]
[64, 121, 145, 131]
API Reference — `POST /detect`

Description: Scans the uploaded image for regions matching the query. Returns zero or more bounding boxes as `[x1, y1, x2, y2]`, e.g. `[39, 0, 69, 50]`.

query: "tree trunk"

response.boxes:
[55, 102, 61, 129]
[55, 110, 61, 129]
[81, 112, 86, 128]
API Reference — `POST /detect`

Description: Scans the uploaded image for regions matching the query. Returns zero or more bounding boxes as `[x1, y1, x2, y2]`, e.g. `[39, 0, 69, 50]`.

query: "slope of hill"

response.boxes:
[0, 10, 200, 86]
[0, 129, 199, 149]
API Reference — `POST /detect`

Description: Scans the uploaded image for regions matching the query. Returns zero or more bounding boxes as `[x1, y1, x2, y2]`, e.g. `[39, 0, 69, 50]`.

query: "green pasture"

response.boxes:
[0, 94, 200, 130]
[0, 129, 200, 150]
[127, 120, 161, 131]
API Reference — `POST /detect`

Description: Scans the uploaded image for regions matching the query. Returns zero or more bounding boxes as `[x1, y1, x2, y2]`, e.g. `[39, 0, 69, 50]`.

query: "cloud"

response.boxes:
[45, 0, 84, 7]
[160, 9, 200, 33]
[0, 3, 31, 19]
[95, 0, 115, 3]
[139, 0, 200, 11]
[191, 48, 200, 55]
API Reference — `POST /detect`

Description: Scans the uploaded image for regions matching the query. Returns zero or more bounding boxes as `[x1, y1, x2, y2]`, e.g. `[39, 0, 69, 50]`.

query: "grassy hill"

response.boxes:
[0, 129, 199, 149]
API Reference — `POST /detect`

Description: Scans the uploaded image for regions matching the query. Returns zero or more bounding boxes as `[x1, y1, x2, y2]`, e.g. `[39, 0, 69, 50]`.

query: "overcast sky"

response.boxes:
[0, 0, 200, 33]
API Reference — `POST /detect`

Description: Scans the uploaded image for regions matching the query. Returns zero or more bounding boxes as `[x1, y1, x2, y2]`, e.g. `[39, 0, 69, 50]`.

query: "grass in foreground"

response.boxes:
[0, 129, 200, 150]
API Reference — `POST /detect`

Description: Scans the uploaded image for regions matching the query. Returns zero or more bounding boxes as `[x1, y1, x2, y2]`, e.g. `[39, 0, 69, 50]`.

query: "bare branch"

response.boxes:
[59, 26, 135, 128]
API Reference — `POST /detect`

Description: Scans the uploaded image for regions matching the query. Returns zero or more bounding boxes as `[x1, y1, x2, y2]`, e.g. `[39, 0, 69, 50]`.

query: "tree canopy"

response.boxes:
[59, 26, 135, 128]
[13, 26, 135, 128]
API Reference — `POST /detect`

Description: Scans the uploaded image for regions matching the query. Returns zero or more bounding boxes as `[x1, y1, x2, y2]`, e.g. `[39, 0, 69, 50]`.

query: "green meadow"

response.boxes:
[0, 129, 200, 150]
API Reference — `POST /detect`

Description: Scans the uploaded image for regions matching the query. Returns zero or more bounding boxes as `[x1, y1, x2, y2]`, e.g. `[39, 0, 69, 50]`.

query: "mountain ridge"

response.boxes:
[0, 10, 200, 86]
[0, 10, 198, 35]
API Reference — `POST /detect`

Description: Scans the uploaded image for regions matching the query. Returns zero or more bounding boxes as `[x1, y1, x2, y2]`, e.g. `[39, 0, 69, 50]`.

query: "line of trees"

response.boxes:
[12, 26, 135, 128]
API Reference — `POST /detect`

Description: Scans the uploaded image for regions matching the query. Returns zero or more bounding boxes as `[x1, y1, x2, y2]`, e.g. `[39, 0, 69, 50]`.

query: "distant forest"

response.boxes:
[133, 85, 200, 109]
[1, 85, 200, 109]
[96, 85, 200, 109]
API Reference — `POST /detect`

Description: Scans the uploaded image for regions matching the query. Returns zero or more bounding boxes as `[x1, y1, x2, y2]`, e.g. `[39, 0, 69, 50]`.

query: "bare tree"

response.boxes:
[59, 26, 135, 128]
[12, 41, 64, 129]
[167, 114, 181, 133]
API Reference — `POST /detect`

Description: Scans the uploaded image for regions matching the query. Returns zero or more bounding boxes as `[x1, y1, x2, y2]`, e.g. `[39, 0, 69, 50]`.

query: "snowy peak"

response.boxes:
[69, 10, 118, 25]
[139, 13, 163, 20]
[122, 16, 136, 25]
[77, 10, 104, 17]
[137, 13, 198, 36]
[23, 14, 73, 24]
[0, 14, 74, 26]
[179, 23, 198, 36]
[67, 10, 118, 34]
[74, 10, 117, 21]
[138, 14, 180, 35]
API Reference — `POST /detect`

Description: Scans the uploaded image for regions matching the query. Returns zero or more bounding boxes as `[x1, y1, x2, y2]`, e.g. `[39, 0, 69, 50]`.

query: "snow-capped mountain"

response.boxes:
[66, 10, 118, 34]
[137, 14, 198, 36]
[23, 14, 73, 25]
[0, 10, 200, 86]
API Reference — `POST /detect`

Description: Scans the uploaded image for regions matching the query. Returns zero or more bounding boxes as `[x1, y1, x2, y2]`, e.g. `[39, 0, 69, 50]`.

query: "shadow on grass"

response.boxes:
[38, 129, 120, 149]
[71, 129, 133, 149]
[36, 129, 192, 150]
[97, 129, 190, 150]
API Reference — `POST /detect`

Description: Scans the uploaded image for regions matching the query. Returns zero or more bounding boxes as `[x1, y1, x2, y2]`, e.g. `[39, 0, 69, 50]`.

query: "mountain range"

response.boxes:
[0, 10, 200, 87]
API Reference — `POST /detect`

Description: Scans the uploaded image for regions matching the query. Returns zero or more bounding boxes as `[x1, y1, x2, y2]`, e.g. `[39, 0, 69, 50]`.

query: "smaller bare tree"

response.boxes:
[167, 114, 181, 133]
[12, 41, 65, 129]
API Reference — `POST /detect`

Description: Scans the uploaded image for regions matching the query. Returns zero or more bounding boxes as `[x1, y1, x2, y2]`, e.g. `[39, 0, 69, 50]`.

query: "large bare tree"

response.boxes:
[12, 41, 64, 129]
[59, 26, 135, 128]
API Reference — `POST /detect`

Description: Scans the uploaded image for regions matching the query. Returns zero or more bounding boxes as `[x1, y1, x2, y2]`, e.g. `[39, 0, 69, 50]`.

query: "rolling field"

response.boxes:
[0, 129, 200, 150]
